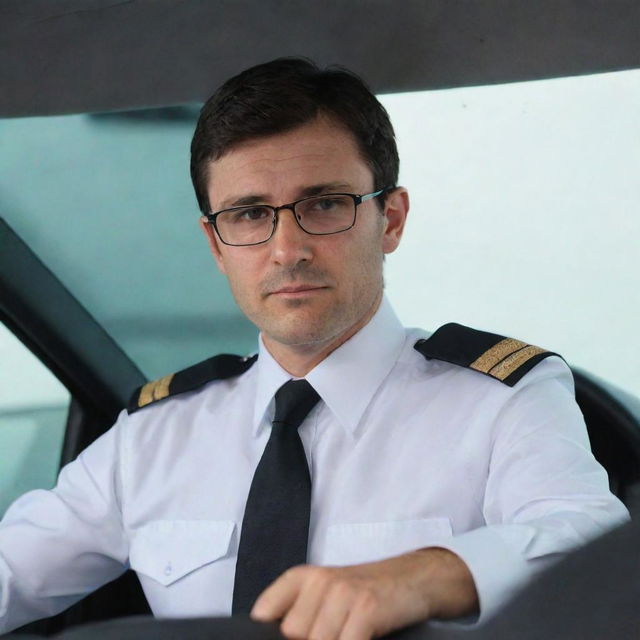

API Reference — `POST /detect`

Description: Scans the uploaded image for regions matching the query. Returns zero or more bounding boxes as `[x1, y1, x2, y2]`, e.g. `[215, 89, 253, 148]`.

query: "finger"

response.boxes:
[305, 581, 354, 640]
[279, 567, 336, 638]
[251, 566, 306, 621]
[339, 591, 380, 640]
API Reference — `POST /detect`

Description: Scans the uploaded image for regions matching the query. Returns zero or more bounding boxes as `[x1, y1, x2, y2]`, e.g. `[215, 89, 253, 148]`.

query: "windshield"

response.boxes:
[1, 69, 638, 394]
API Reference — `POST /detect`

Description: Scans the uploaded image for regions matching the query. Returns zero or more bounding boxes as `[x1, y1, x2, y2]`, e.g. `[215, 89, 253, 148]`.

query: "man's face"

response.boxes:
[200, 116, 407, 354]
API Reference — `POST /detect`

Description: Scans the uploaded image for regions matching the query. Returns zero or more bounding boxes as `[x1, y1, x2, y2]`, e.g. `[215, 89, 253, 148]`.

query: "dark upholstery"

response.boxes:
[572, 368, 640, 513]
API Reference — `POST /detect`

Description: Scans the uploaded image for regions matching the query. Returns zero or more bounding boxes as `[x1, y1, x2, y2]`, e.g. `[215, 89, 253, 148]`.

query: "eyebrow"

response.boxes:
[219, 182, 354, 209]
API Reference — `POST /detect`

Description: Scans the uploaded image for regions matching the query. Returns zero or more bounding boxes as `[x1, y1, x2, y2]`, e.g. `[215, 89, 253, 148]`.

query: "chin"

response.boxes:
[263, 315, 345, 348]
[253, 301, 357, 348]
[268, 327, 335, 348]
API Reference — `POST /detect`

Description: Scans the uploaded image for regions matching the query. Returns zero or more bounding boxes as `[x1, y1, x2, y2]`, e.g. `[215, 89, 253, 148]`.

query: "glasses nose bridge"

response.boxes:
[271, 201, 303, 231]
[273, 201, 298, 217]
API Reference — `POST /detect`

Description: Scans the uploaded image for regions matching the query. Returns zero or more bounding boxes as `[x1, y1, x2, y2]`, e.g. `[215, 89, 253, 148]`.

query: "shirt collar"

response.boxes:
[252, 296, 406, 437]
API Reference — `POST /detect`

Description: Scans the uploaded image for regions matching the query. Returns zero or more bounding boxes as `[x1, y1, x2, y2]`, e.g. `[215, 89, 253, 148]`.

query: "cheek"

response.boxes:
[213, 252, 227, 275]
[338, 236, 383, 291]
[223, 255, 262, 301]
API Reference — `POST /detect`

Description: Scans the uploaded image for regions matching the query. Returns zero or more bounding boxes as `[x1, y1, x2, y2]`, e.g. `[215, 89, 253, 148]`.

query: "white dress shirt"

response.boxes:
[0, 297, 629, 632]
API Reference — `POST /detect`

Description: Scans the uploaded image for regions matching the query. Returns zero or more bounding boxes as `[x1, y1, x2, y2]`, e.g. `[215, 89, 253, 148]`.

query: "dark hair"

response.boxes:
[190, 57, 399, 213]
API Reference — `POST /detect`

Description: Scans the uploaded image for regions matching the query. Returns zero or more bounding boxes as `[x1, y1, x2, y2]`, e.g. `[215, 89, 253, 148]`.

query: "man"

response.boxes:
[0, 58, 628, 638]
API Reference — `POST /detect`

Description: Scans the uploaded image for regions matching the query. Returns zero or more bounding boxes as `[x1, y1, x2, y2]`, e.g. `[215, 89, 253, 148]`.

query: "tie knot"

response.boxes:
[273, 379, 320, 429]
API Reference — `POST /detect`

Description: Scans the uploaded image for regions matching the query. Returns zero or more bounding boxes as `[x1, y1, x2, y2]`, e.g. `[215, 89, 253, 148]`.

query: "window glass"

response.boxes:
[0, 109, 256, 381]
[0, 69, 638, 396]
[0, 324, 69, 515]
[381, 69, 640, 396]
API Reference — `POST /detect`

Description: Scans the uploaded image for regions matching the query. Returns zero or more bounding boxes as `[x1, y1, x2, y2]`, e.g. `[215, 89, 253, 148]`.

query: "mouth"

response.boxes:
[269, 284, 327, 297]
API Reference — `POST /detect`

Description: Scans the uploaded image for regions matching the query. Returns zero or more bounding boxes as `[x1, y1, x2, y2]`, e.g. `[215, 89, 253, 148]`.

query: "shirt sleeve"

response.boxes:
[0, 412, 129, 633]
[437, 357, 630, 622]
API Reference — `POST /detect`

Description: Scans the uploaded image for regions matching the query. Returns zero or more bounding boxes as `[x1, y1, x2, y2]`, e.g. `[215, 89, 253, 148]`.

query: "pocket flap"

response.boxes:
[324, 518, 453, 565]
[129, 520, 235, 586]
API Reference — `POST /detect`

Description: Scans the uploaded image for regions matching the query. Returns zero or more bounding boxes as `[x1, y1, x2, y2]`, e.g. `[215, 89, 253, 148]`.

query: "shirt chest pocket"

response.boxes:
[129, 520, 236, 586]
[321, 518, 453, 566]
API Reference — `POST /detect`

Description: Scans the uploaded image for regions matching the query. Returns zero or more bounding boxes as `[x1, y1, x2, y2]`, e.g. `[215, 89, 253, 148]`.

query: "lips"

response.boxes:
[272, 285, 324, 294]
[268, 284, 327, 299]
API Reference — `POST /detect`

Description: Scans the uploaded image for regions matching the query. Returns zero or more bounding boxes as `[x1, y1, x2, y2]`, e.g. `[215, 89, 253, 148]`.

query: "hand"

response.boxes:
[250, 547, 478, 640]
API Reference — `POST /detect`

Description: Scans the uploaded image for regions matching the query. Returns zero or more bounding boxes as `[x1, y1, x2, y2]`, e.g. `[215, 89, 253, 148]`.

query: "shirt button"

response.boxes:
[164, 563, 172, 576]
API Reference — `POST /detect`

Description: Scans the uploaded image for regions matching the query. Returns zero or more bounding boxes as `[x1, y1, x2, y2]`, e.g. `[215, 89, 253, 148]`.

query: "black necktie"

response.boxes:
[232, 379, 321, 614]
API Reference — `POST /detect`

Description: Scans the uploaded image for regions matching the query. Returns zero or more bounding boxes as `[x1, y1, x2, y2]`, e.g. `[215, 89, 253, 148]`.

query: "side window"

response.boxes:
[0, 323, 69, 515]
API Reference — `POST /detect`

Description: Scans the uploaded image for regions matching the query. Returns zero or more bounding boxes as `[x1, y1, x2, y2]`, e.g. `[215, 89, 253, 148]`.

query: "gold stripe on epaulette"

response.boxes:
[138, 381, 156, 408]
[489, 345, 546, 381]
[153, 373, 174, 402]
[470, 338, 527, 374]
[138, 373, 175, 408]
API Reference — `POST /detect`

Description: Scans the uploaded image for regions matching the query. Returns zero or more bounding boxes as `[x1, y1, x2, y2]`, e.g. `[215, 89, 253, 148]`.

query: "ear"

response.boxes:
[381, 187, 409, 255]
[198, 217, 227, 275]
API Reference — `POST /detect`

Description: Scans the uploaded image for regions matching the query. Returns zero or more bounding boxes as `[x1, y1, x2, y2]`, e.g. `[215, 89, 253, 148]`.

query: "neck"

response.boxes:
[263, 293, 382, 377]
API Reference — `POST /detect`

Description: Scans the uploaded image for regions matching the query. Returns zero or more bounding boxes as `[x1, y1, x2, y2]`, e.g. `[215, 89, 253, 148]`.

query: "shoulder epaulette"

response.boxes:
[414, 323, 559, 387]
[127, 353, 258, 414]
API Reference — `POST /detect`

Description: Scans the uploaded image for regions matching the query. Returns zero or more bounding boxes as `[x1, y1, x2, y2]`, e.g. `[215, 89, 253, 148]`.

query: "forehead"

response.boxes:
[206, 116, 374, 207]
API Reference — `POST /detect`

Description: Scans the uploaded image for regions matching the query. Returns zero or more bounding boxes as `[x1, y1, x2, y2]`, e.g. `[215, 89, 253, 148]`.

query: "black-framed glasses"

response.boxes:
[202, 188, 390, 247]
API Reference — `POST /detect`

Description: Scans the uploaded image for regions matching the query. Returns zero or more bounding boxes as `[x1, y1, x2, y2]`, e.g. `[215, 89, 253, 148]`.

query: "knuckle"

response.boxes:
[353, 588, 379, 614]
[282, 564, 306, 581]
[282, 567, 297, 580]
[307, 565, 333, 586]
[328, 578, 354, 600]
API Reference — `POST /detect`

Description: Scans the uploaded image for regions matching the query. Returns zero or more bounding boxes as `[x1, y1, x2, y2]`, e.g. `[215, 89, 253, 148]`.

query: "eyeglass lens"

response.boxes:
[216, 194, 356, 245]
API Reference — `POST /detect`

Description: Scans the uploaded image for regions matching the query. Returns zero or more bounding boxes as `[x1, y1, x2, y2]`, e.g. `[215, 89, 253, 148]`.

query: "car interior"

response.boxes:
[1, 1, 639, 638]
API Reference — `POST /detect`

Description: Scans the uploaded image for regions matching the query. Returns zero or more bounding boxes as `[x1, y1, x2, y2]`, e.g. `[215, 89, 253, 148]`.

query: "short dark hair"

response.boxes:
[190, 57, 399, 213]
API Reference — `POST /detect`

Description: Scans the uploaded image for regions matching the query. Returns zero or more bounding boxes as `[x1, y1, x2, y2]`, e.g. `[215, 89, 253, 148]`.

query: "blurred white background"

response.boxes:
[382, 69, 639, 396]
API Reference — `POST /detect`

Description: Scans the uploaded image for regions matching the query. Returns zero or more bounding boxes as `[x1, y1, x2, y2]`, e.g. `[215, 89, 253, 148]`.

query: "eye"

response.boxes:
[318, 198, 340, 210]
[230, 206, 272, 222]
[309, 197, 343, 212]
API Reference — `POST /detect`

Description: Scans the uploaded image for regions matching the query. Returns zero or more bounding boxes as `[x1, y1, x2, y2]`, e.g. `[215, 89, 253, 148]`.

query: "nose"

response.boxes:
[269, 207, 313, 266]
